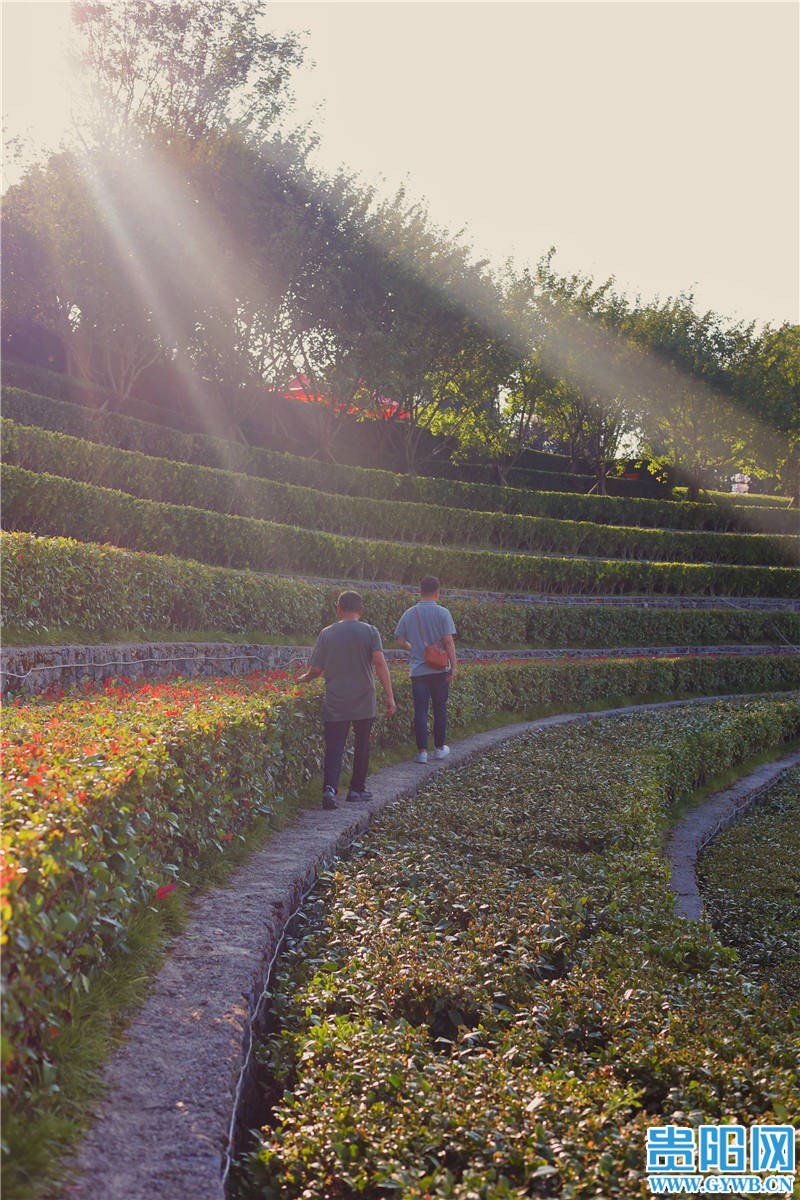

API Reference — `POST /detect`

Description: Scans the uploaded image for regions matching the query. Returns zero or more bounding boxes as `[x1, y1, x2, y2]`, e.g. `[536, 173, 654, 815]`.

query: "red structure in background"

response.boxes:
[284, 376, 409, 420]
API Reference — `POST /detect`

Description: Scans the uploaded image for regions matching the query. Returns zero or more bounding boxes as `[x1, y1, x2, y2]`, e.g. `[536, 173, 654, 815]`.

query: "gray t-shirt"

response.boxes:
[395, 601, 456, 678]
[309, 619, 383, 721]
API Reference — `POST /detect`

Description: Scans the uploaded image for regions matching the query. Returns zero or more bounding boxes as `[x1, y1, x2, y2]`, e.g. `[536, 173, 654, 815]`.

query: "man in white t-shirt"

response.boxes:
[394, 575, 456, 764]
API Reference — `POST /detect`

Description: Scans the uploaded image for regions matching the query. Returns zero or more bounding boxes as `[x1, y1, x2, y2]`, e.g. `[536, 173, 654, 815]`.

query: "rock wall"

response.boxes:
[2, 640, 795, 697]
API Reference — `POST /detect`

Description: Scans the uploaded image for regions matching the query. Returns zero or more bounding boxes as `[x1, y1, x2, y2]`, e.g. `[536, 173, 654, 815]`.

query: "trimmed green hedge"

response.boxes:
[236, 695, 800, 1198]
[677, 486, 794, 508]
[523, 603, 800, 650]
[0, 531, 328, 641]
[698, 768, 800, 1006]
[6, 387, 797, 535]
[5, 420, 797, 568]
[0, 361, 198, 433]
[3, 532, 800, 650]
[0, 366, 612, 494]
[5, 465, 800, 597]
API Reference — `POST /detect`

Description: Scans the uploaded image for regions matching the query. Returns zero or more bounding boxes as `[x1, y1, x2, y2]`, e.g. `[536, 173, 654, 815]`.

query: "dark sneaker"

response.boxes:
[345, 789, 373, 803]
[322, 786, 338, 810]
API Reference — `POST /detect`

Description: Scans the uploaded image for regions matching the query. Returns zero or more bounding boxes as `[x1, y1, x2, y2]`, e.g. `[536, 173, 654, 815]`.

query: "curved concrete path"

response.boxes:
[63, 695, 789, 1200]
[665, 750, 800, 921]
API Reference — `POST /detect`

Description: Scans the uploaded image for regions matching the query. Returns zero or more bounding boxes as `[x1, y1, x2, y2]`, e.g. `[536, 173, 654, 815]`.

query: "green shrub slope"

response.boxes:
[3, 532, 799, 649]
[4, 466, 798, 597]
[5, 387, 796, 535]
[5, 419, 797, 567]
[236, 695, 800, 1199]
[698, 767, 800, 1006]
[4, 674, 800, 1109]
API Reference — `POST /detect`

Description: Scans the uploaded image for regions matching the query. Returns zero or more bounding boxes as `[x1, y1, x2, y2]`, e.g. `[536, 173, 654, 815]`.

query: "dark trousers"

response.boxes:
[411, 672, 450, 751]
[323, 717, 374, 794]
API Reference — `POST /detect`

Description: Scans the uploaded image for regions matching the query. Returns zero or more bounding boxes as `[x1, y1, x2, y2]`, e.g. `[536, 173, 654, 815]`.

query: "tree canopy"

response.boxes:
[2, 0, 796, 498]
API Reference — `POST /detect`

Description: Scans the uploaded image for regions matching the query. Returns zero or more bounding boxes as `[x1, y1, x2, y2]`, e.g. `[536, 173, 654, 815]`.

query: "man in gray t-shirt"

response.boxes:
[298, 590, 395, 809]
[395, 575, 456, 765]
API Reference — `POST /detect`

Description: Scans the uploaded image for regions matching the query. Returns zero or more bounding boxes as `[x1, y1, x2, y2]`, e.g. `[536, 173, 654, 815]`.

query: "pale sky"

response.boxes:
[3, 0, 799, 329]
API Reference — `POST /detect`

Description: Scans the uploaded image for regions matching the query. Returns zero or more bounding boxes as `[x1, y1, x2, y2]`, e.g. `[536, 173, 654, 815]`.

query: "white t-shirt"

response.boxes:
[395, 601, 456, 678]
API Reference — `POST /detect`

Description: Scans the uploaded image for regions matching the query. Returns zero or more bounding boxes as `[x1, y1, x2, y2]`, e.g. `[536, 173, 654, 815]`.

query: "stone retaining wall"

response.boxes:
[1, 640, 796, 696]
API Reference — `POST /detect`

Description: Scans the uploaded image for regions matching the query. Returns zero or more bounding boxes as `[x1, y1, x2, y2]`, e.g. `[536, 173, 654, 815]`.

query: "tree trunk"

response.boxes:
[784, 457, 800, 508]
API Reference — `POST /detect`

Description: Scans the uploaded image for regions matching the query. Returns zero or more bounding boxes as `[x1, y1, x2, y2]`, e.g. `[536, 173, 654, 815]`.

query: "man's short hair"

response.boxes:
[337, 590, 363, 613]
[420, 575, 440, 596]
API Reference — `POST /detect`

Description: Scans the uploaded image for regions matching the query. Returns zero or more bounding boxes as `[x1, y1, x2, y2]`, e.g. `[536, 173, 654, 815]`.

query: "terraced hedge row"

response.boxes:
[1, 362, 198, 434]
[5, 466, 799, 597]
[3, 363, 590, 487]
[5, 388, 796, 535]
[5, 420, 797, 568]
[4, 533, 800, 650]
[1, 383, 597, 496]
[675, 486, 793, 509]
[235, 696, 800, 1199]
[4, 665, 800, 1111]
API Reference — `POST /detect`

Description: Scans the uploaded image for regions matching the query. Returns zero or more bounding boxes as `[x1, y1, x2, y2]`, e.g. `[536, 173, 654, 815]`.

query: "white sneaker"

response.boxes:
[414, 750, 428, 763]
[434, 746, 450, 759]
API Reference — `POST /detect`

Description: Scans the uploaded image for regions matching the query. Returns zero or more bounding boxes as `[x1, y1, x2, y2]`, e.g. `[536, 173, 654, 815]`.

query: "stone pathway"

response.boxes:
[63, 693, 770, 1200]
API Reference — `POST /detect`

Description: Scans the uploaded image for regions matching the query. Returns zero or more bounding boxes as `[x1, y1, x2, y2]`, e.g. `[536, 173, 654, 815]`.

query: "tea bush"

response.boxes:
[522, 603, 800, 651]
[3, 532, 799, 650]
[5, 467, 799, 597]
[698, 768, 800, 1006]
[5, 420, 798, 567]
[236, 696, 800, 1199]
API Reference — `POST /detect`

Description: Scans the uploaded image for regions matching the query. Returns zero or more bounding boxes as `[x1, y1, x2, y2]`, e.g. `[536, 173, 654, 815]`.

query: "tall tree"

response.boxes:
[4, 2, 313, 430]
[273, 171, 395, 461]
[532, 255, 641, 492]
[731, 322, 800, 505]
[364, 192, 509, 475]
[72, 0, 305, 150]
[1, 150, 170, 406]
[173, 134, 322, 440]
[614, 294, 762, 499]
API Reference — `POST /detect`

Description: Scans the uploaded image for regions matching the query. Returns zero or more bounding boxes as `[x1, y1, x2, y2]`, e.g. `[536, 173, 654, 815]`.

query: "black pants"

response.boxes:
[411, 672, 450, 750]
[323, 717, 374, 794]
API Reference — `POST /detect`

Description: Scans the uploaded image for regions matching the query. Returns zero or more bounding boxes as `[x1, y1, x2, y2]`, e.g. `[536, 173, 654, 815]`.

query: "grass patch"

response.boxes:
[1, 905, 178, 1199]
